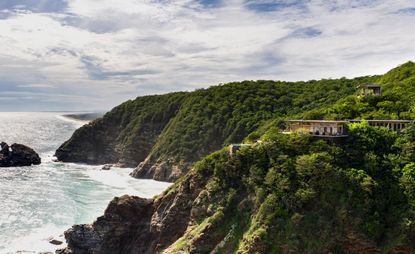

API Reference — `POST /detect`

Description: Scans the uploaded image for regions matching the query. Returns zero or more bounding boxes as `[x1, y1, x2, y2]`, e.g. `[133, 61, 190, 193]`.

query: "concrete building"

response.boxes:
[286, 119, 413, 138]
[360, 84, 382, 96]
[351, 120, 412, 132]
[286, 120, 349, 137]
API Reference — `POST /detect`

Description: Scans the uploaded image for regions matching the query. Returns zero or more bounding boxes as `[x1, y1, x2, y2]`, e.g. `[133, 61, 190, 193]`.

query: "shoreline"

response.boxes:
[2, 165, 172, 253]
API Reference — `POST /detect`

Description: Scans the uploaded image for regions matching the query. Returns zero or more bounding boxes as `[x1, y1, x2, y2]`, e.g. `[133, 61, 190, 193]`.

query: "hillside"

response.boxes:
[55, 93, 187, 167]
[61, 121, 415, 253]
[299, 62, 415, 120]
[57, 62, 415, 253]
[55, 75, 377, 181]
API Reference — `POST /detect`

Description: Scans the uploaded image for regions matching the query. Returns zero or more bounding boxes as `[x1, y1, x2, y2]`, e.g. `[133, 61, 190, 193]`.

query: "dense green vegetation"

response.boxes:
[148, 77, 374, 164]
[57, 72, 377, 179]
[301, 62, 415, 120]
[168, 122, 415, 253]
[159, 62, 415, 252]
[61, 61, 415, 253]
[58, 61, 415, 182]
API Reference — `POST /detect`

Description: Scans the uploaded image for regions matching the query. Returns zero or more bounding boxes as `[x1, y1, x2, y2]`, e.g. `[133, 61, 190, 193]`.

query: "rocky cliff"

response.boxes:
[55, 93, 186, 167]
[60, 122, 415, 253]
[60, 163, 211, 254]
[58, 62, 415, 253]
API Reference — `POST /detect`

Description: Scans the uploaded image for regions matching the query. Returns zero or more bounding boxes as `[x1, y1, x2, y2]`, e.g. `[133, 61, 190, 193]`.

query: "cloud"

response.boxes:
[0, 0, 414, 111]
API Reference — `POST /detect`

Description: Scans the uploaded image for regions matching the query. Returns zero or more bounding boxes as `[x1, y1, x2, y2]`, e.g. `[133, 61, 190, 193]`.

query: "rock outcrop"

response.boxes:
[61, 167, 210, 254]
[0, 142, 41, 167]
[64, 195, 154, 253]
[131, 157, 192, 182]
[55, 94, 185, 168]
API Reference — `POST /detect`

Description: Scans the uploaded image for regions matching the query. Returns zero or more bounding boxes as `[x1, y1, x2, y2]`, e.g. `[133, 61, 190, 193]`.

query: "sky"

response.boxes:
[0, 0, 414, 111]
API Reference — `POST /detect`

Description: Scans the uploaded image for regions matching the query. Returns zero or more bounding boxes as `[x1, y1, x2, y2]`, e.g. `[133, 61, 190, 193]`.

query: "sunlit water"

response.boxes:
[0, 112, 171, 253]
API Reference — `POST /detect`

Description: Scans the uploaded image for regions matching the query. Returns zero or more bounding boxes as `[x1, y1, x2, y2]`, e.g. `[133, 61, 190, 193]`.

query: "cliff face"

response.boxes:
[61, 123, 415, 253]
[55, 93, 186, 167]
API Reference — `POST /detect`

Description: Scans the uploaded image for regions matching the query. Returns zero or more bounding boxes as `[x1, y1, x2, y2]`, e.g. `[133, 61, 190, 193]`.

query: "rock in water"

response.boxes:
[0, 142, 41, 167]
[49, 238, 63, 245]
[101, 164, 112, 170]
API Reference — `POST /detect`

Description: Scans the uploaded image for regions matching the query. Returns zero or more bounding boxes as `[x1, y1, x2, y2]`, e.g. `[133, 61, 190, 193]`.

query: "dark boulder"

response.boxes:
[63, 195, 154, 254]
[0, 142, 41, 167]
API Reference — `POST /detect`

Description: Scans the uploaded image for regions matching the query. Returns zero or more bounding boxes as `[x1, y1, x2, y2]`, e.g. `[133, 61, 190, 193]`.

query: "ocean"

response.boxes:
[0, 112, 171, 253]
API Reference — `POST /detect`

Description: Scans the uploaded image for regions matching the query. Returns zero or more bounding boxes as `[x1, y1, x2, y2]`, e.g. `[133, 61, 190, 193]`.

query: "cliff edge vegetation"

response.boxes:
[62, 121, 415, 253]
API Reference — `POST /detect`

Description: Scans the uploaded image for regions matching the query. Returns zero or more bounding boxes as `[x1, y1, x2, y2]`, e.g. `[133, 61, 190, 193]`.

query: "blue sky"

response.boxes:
[0, 0, 414, 111]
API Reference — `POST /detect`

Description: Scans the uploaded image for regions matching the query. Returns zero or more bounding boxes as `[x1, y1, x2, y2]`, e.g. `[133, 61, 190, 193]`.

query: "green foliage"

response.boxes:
[157, 62, 415, 252]
[149, 78, 367, 164]
[60, 61, 415, 182]
[378, 61, 415, 84]
[320, 62, 415, 120]
[171, 121, 415, 253]
[400, 163, 415, 206]
[61, 61, 415, 252]
[60, 75, 376, 170]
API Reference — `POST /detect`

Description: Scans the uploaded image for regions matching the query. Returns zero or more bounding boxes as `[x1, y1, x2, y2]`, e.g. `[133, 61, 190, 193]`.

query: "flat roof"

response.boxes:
[287, 120, 349, 123]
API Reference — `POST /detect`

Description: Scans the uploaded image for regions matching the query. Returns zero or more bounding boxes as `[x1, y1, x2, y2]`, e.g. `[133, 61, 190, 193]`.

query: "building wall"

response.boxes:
[290, 122, 346, 136]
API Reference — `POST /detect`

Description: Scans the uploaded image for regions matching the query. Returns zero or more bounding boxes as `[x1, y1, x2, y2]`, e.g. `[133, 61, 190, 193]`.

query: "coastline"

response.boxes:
[0, 112, 171, 253]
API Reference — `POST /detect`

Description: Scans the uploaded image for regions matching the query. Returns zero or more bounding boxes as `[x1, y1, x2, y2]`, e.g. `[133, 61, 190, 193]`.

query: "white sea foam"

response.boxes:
[84, 167, 171, 198]
[3, 224, 67, 253]
[0, 112, 172, 253]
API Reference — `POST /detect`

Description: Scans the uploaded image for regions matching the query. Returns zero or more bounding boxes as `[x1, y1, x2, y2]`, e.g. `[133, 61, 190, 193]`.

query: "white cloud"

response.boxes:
[0, 0, 414, 110]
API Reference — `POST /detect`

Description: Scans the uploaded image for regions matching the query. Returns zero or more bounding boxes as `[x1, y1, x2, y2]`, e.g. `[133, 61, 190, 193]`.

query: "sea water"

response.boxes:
[0, 112, 171, 253]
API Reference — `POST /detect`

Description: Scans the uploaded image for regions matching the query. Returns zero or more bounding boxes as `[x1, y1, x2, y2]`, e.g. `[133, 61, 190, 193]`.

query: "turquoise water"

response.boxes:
[0, 112, 171, 253]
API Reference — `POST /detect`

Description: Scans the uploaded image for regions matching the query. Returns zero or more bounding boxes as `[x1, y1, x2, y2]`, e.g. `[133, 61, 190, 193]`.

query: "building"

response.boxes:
[286, 119, 413, 138]
[360, 84, 381, 96]
[350, 120, 412, 132]
[286, 120, 349, 137]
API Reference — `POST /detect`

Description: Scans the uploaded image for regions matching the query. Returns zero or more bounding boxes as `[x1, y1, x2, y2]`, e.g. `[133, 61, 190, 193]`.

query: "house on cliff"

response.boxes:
[360, 84, 382, 96]
[286, 119, 412, 139]
[229, 119, 412, 156]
